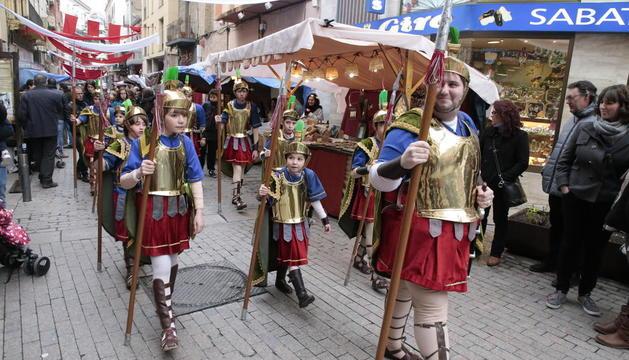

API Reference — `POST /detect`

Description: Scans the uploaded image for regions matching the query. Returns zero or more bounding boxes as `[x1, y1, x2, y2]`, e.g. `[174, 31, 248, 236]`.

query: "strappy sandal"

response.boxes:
[353, 257, 372, 274]
[371, 276, 389, 293]
[384, 345, 424, 360]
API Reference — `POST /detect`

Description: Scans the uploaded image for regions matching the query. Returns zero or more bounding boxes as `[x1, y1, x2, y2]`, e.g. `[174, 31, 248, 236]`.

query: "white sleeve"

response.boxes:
[369, 162, 403, 192]
[119, 169, 141, 190]
[310, 200, 327, 219]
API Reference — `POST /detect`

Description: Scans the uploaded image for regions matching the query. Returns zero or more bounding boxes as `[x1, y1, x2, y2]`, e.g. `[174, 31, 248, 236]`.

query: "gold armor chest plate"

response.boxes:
[183, 103, 197, 133]
[357, 137, 380, 189]
[415, 120, 480, 223]
[271, 131, 294, 171]
[149, 139, 186, 196]
[226, 101, 250, 138]
[271, 173, 308, 224]
[85, 114, 100, 139]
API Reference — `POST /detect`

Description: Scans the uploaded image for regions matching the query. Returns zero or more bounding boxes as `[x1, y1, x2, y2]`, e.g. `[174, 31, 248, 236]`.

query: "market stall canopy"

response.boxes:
[200, 18, 499, 104]
[178, 65, 216, 93]
[19, 69, 70, 86]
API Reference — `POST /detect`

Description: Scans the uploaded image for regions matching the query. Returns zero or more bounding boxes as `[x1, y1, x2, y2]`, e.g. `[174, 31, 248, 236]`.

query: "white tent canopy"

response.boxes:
[199, 18, 499, 104]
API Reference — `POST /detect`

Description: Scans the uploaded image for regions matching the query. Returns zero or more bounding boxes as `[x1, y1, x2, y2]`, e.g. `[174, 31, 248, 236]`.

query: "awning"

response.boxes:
[19, 68, 70, 86]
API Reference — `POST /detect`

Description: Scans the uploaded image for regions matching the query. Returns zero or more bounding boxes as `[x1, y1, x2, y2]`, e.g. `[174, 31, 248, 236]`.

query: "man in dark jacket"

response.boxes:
[18, 74, 64, 188]
[202, 89, 219, 177]
[531, 80, 597, 273]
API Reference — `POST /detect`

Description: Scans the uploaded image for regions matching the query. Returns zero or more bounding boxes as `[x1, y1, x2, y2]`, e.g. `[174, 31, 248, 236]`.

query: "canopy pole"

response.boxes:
[377, 44, 400, 79]
[267, 65, 281, 80]
[404, 50, 413, 106]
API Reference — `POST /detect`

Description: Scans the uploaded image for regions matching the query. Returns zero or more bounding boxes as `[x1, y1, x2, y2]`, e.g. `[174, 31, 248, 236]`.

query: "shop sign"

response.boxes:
[358, 2, 629, 34]
[367, 0, 386, 14]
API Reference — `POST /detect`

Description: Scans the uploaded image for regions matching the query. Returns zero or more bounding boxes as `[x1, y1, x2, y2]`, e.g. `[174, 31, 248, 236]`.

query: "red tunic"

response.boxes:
[112, 192, 129, 243]
[375, 205, 472, 293]
[83, 137, 96, 159]
[223, 137, 253, 164]
[276, 222, 309, 266]
[136, 195, 191, 257]
[350, 180, 376, 222]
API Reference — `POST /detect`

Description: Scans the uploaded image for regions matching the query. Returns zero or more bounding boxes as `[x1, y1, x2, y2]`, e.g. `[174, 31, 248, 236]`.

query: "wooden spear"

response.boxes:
[343, 187, 374, 286]
[375, 1, 453, 359]
[241, 63, 292, 321]
[215, 60, 224, 215]
[96, 99, 105, 272]
[71, 46, 78, 199]
[124, 93, 162, 346]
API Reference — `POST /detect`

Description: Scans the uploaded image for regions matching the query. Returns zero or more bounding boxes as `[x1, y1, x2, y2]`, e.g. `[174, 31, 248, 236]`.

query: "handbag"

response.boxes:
[491, 138, 527, 207]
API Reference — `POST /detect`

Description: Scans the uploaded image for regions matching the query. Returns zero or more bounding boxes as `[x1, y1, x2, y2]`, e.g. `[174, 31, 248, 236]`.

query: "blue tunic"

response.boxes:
[379, 112, 478, 163]
[194, 103, 207, 128]
[122, 134, 204, 185]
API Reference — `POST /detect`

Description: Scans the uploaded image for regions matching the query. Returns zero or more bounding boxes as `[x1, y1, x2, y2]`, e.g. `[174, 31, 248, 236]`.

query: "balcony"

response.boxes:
[165, 20, 197, 48]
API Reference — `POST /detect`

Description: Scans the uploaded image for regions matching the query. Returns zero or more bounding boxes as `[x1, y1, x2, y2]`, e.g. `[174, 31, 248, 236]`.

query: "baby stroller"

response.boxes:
[0, 201, 50, 282]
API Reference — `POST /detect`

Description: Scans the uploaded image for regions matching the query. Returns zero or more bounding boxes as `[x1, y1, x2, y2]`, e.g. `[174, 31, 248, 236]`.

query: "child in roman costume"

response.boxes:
[181, 81, 207, 166]
[119, 89, 205, 352]
[216, 78, 261, 210]
[258, 142, 330, 308]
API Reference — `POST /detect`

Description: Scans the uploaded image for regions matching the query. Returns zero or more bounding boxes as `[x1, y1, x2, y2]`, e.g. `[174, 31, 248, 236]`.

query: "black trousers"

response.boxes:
[545, 194, 564, 267]
[555, 193, 612, 296]
[205, 138, 217, 171]
[481, 188, 510, 257]
[76, 140, 87, 176]
[29, 136, 57, 184]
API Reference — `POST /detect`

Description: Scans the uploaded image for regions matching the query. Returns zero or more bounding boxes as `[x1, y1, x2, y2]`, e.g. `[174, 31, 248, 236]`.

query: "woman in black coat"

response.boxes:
[547, 85, 629, 317]
[480, 100, 530, 266]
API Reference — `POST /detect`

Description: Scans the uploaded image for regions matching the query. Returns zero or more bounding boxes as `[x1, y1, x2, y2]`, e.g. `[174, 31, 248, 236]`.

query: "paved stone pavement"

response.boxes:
[1, 156, 629, 360]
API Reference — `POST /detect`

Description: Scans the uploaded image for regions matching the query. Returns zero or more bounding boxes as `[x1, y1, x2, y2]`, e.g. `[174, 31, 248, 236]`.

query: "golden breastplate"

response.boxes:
[183, 103, 197, 133]
[415, 120, 480, 223]
[85, 114, 100, 139]
[271, 173, 308, 224]
[149, 139, 186, 196]
[358, 137, 380, 189]
[271, 131, 294, 171]
[226, 102, 250, 138]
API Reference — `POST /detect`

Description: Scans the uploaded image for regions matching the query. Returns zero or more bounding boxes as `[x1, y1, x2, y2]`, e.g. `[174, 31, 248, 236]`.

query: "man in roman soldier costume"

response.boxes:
[95, 106, 148, 289]
[181, 80, 207, 166]
[263, 109, 299, 171]
[256, 142, 330, 308]
[216, 78, 261, 210]
[119, 89, 205, 352]
[339, 107, 389, 293]
[368, 57, 493, 360]
[74, 90, 106, 194]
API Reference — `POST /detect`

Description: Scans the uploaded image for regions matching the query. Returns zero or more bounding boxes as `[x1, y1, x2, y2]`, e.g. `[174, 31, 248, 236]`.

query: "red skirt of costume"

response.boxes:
[83, 137, 96, 158]
[350, 185, 375, 222]
[276, 222, 309, 266]
[185, 132, 202, 157]
[112, 192, 129, 243]
[136, 194, 191, 257]
[375, 205, 472, 292]
[223, 137, 253, 164]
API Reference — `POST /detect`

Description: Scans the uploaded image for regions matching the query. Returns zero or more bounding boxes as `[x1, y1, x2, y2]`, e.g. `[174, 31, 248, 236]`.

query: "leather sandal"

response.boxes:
[384, 345, 423, 360]
[371, 276, 389, 293]
[353, 257, 372, 274]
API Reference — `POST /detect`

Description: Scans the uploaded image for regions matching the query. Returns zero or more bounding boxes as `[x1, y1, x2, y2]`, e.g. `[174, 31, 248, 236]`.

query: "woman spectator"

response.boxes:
[547, 85, 629, 316]
[480, 100, 530, 266]
[303, 93, 324, 124]
[126, 87, 137, 105]
[0, 103, 14, 203]
[108, 88, 130, 124]
[84, 80, 97, 105]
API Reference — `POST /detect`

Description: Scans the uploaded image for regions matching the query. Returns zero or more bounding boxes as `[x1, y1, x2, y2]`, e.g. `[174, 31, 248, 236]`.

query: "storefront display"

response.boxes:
[461, 37, 570, 168]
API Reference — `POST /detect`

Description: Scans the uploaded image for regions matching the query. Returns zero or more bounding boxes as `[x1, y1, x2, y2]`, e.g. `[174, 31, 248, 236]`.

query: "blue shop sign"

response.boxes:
[367, 0, 386, 14]
[358, 2, 629, 34]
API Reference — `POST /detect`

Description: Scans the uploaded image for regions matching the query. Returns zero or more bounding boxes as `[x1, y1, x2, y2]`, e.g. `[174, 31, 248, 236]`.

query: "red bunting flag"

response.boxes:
[108, 23, 121, 44]
[63, 64, 106, 80]
[87, 20, 100, 37]
[62, 14, 78, 34]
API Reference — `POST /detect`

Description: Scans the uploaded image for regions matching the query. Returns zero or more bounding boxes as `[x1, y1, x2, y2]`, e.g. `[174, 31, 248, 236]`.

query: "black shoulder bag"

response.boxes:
[492, 138, 527, 207]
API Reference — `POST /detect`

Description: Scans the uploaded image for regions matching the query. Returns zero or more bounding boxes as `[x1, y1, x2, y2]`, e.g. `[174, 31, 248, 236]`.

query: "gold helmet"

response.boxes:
[372, 109, 387, 124]
[181, 85, 193, 96]
[125, 106, 147, 123]
[163, 90, 191, 110]
[445, 56, 470, 84]
[233, 79, 249, 93]
[285, 142, 310, 159]
[282, 109, 299, 121]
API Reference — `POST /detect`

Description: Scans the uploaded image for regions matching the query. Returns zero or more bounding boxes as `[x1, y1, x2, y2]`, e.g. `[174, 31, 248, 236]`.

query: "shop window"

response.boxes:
[461, 37, 570, 168]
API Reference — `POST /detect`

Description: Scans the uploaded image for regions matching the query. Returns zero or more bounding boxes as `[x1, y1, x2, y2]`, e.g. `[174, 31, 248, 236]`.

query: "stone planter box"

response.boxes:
[506, 208, 628, 284]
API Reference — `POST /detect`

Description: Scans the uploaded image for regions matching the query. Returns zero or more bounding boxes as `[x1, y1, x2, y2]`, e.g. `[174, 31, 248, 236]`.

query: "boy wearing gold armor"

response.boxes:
[94, 106, 148, 289]
[120, 89, 205, 352]
[263, 109, 299, 171]
[181, 84, 207, 164]
[339, 109, 389, 292]
[74, 90, 107, 194]
[369, 57, 494, 360]
[258, 142, 330, 308]
[216, 79, 261, 210]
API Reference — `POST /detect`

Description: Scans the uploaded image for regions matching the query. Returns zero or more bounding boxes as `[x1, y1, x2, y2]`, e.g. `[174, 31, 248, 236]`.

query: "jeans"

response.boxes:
[0, 166, 7, 203]
[64, 121, 73, 146]
[56, 120, 65, 153]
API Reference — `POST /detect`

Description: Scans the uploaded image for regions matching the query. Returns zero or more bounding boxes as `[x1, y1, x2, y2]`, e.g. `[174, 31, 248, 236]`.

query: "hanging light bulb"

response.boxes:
[325, 66, 338, 81]
[369, 57, 384, 73]
[345, 63, 359, 78]
[302, 69, 313, 82]
[312, 68, 325, 81]
[291, 65, 303, 78]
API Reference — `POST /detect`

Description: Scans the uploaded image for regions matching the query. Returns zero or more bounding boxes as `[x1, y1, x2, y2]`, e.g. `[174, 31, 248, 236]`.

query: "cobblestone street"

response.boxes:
[1, 160, 628, 360]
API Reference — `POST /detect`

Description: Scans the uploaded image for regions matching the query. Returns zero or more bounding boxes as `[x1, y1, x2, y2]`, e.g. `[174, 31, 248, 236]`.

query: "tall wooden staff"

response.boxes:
[215, 59, 223, 214]
[124, 93, 162, 345]
[71, 46, 78, 199]
[241, 63, 292, 321]
[96, 99, 105, 272]
[343, 188, 374, 286]
[375, 2, 453, 359]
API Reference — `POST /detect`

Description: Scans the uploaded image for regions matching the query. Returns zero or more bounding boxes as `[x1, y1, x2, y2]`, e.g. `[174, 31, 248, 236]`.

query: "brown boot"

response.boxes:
[594, 305, 629, 334]
[596, 311, 629, 349]
[153, 279, 178, 351]
[169, 265, 178, 326]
